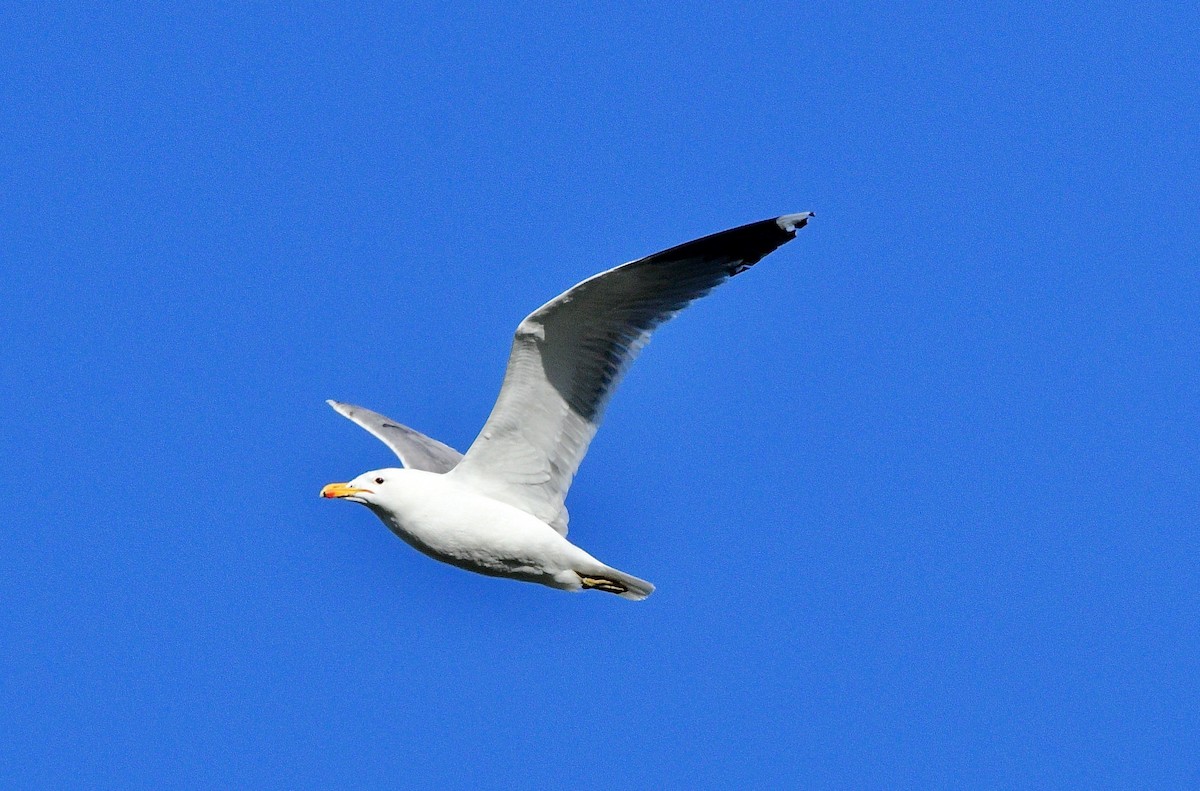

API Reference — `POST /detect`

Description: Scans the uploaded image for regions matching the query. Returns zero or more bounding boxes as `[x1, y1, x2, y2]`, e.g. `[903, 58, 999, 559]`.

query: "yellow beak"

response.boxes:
[320, 482, 373, 499]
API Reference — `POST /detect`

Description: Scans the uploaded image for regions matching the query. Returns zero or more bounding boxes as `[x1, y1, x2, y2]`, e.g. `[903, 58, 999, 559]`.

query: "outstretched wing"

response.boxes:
[447, 212, 813, 530]
[326, 400, 462, 474]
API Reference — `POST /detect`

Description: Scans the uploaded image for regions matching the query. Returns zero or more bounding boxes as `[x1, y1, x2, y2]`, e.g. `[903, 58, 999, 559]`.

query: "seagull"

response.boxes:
[322, 212, 813, 600]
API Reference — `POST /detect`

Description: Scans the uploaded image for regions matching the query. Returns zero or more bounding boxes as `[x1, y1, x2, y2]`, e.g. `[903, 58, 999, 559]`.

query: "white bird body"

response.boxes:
[323, 212, 813, 600]
[349, 467, 646, 596]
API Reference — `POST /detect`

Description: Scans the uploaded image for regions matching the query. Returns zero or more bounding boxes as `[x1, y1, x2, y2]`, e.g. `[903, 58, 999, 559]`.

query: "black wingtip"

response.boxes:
[636, 212, 814, 279]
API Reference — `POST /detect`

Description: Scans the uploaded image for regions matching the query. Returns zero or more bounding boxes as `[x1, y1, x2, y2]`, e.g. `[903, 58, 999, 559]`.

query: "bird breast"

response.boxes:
[369, 470, 569, 570]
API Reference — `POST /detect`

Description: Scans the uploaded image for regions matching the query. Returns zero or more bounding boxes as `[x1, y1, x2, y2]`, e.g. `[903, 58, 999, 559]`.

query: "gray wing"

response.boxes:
[447, 212, 813, 532]
[326, 400, 462, 474]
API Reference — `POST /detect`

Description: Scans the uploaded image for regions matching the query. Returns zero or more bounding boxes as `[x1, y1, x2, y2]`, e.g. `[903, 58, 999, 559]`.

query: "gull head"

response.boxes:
[320, 468, 403, 506]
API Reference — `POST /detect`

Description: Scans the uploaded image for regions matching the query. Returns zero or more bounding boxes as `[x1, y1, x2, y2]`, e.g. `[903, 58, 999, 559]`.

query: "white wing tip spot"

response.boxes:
[776, 212, 815, 232]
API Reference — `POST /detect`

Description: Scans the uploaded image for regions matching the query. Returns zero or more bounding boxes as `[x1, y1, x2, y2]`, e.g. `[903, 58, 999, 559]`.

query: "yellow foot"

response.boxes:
[579, 575, 629, 594]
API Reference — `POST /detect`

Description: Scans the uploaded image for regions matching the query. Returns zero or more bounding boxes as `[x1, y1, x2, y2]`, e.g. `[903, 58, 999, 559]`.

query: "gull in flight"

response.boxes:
[322, 212, 813, 600]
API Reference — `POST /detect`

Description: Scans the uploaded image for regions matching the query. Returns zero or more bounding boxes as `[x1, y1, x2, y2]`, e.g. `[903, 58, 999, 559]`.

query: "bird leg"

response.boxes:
[578, 575, 629, 594]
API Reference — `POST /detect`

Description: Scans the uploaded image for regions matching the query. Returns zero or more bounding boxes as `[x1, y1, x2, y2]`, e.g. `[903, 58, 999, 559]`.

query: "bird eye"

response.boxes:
[374, 477, 385, 485]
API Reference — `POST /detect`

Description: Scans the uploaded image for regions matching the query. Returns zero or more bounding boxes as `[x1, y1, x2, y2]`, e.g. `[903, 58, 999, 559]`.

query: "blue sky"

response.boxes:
[2, 3, 1197, 788]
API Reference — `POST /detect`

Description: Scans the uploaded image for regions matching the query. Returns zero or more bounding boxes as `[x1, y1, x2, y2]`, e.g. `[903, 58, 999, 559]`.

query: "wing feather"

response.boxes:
[447, 213, 812, 530]
[327, 400, 462, 474]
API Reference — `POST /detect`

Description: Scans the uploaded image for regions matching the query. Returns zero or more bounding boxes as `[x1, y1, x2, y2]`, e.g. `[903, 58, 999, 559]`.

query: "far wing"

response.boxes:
[447, 212, 813, 530]
[327, 400, 462, 474]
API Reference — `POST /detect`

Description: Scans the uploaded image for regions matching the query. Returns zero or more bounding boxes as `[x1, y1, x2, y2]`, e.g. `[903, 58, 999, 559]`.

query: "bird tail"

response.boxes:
[578, 565, 655, 601]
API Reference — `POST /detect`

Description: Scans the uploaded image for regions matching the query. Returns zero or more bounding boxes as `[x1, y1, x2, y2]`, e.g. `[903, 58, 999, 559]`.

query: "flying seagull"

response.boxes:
[322, 212, 814, 600]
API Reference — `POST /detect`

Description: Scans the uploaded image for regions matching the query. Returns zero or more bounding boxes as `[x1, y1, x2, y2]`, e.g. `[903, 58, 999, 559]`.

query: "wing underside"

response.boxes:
[327, 400, 463, 474]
